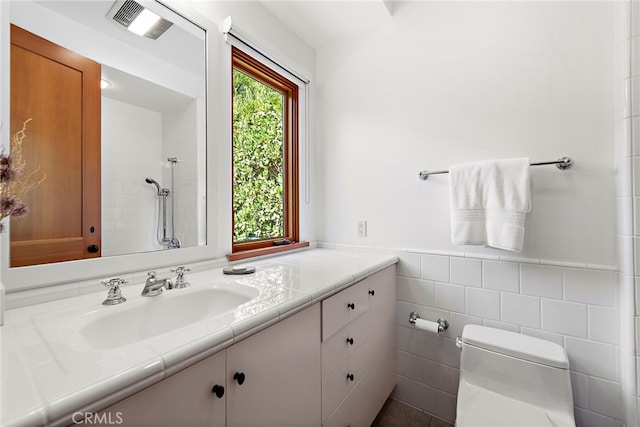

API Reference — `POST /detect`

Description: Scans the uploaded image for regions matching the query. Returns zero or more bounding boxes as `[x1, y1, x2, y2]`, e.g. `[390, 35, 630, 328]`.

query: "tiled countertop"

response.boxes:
[1, 248, 398, 427]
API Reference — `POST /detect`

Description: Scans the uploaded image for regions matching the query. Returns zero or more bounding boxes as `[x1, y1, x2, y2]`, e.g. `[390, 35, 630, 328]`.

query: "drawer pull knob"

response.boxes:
[347, 373, 355, 382]
[347, 338, 354, 345]
[211, 384, 225, 398]
[368, 290, 375, 296]
[347, 303, 355, 310]
[233, 372, 245, 385]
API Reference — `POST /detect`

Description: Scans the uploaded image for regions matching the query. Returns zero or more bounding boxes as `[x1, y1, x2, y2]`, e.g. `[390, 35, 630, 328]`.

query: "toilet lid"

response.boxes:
[462, 325, 569, 369]
[456, 382, 575, 427]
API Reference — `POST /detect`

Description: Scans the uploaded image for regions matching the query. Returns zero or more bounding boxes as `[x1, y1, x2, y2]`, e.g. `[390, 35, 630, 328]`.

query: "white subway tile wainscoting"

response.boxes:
[394, 249, 621, 426]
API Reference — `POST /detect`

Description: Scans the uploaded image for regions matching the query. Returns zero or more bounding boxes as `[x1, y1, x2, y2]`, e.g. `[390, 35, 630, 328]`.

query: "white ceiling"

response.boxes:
[259, 0, 393, 50]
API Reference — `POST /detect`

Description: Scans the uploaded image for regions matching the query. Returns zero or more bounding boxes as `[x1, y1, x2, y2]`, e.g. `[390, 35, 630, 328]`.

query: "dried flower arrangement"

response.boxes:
[0, 118, 46, 231]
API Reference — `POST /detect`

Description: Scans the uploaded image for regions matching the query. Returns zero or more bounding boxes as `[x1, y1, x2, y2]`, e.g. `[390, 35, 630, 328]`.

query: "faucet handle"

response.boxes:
[100, 277, 128, 305]
[101, 277, 128, 288]
[171, 266, 191, 289]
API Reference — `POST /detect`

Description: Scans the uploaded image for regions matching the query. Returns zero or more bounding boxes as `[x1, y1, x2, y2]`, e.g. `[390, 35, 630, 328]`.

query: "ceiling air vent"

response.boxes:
[107, 0, 173, 40]
[112, 0, 144, 27]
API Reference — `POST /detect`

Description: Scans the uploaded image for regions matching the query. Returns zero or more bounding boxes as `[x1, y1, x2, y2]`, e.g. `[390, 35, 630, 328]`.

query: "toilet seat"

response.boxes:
[456, 381, 575, 427]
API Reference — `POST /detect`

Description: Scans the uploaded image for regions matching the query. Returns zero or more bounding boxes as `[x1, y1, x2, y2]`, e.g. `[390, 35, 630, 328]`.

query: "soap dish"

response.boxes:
[223, 265, 256, 275]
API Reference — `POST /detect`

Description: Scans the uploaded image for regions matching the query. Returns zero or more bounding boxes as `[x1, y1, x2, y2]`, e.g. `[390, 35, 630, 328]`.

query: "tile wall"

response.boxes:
[102, 97, 163, 256]
[161, 99, 204, 248]
[102, 97, 204, 254]
[617, 0, 640, 426]
[390, 249, 622, 426]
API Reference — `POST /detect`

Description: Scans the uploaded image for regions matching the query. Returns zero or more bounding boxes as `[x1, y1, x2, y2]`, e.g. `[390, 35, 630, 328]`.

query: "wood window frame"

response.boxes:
[230, 47, 303, 259]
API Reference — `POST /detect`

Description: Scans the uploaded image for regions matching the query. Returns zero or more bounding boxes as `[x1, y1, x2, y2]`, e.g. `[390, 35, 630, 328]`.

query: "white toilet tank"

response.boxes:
[456, 325, 575, 427]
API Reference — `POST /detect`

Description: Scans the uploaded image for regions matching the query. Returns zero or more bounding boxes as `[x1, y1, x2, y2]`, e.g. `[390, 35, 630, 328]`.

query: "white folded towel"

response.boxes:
[449, 158, 531, 252]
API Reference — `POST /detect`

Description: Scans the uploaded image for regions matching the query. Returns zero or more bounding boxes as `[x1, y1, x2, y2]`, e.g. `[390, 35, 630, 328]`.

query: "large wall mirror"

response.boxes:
[7, 0, 207, 268]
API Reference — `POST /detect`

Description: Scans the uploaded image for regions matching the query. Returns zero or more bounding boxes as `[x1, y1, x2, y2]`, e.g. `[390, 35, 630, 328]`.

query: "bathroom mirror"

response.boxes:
[7, 0, 206, 267]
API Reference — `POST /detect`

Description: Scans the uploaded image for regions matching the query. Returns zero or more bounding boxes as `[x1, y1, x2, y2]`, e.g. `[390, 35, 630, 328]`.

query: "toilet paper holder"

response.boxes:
[409, 311, 449, 333]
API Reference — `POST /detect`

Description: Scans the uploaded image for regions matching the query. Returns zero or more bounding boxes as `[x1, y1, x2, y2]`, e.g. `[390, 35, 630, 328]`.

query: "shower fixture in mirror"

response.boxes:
[8, 0, 206, 267]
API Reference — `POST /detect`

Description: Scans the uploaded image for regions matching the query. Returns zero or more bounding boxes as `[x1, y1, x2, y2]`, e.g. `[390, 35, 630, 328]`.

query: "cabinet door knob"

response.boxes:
[211, 384, 225, 398]
[368, 289, 375, 296]
[88, 244, 100, 253]
[347, 373, 355, 382]
[346, 338, 354, 345]
[233, 372, 246, 385]
[347, 303, 355, 310]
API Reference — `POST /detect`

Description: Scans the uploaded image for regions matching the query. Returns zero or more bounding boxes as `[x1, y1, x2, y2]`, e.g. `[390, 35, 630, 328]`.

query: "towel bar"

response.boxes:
[418, 157, 573, 181]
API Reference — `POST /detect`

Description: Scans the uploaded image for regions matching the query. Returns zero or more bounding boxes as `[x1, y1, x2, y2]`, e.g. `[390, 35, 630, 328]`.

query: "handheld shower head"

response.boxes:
[145, 177, 162, 194]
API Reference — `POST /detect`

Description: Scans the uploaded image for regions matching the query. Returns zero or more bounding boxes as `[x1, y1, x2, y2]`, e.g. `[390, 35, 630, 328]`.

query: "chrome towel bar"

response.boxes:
[418, 157, 573, 181]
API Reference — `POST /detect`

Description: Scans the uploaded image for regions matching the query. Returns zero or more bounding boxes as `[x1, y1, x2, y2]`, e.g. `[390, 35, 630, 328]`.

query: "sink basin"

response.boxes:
[35, 284, 260, 351]
[81, 286, 259, 349]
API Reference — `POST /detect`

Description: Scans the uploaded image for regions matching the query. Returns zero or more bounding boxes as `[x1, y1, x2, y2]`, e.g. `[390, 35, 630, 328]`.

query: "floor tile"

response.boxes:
[372, 398, 453, 427]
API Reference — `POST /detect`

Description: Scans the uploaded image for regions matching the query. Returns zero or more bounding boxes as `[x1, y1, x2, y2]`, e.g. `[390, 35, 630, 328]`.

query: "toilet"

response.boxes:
[456, 325, 575, 426]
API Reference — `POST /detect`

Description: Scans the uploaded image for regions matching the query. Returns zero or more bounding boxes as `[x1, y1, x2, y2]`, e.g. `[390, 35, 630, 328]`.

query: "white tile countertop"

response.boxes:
[1, 248, 398, 427]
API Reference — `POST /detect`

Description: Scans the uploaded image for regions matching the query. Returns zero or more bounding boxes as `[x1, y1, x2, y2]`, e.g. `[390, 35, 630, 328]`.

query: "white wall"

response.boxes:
[316, 2, 621, 426]
[317, 1, 615, 266]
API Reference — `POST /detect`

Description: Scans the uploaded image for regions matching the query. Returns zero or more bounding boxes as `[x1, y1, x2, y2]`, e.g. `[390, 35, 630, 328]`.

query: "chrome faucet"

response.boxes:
[101, 277, 128, 305]
[171, 266, 191, 289]
[141, 271, 173, 297]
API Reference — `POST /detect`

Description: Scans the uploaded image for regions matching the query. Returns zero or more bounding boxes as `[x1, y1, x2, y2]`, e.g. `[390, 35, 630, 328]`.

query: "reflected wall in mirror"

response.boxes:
[9, 0, 207, 267]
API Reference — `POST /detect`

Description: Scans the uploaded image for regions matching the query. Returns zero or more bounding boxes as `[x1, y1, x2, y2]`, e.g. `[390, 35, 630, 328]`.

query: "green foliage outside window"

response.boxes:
[233, 69, 285, 242]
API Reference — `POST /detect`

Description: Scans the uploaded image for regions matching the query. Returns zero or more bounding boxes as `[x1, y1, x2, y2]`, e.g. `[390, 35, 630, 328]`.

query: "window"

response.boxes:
[231, 47, 299, 254]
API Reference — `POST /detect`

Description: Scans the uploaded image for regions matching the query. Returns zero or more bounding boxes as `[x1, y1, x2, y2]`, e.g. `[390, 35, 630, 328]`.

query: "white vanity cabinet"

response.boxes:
[322, 265, 397, 427]
[94, 264, 396, 427]
[98, 350, 227, 426]
[99, 303, 321, 426]
[226, 303, 321, 426]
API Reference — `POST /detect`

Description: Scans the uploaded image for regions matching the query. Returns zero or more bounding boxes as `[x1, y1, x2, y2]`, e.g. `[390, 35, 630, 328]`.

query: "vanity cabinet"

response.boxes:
[98, 304, 321, 426]
[322, 265, 397, 427]
[98, 350, 227, 426]
[226, 303, 321, 425]
[95, 265, 396, 427]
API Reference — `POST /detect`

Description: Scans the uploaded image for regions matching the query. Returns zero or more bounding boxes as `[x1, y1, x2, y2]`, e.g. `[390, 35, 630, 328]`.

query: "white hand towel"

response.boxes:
[449, 158, 531, 252]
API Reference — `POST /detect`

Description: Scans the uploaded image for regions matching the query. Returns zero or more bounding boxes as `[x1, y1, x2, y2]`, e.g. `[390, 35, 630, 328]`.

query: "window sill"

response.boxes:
[226, 241, 310, 262]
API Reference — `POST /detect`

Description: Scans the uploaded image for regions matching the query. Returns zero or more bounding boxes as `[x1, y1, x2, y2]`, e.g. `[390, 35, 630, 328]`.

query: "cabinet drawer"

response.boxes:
[323, 363, 391, 427]
[322, 278, 371, 341]
[321, 265, 397, 427]
[323, 369, 378, 427]
[321, 357, 350, 423]
[321, 335, 371, 422]
[322, 370, 369, 427]
[321, 311, 371, 379]
[367, 265, 396, 315]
